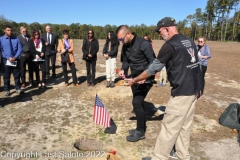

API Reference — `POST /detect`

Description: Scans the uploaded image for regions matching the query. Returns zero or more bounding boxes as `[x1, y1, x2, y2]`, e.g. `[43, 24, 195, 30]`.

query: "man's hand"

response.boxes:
[40, 52, 44, 57]
[125, 78, 135, 86]
[137, 80, 146, 84]
[8, 57, 14, 62]
[88, 54, 92, 57]
[45, 42, 49, 46]
[103, 54, 109, 59]
[118, 70, 125, 79]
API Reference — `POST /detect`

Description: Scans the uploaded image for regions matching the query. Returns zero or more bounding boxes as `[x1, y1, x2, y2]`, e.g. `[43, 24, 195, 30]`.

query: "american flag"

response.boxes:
[93, 94, 111, 127]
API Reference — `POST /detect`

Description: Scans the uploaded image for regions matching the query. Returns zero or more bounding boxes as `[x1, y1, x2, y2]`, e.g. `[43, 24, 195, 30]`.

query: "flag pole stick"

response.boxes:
[94, 89, 99, 138]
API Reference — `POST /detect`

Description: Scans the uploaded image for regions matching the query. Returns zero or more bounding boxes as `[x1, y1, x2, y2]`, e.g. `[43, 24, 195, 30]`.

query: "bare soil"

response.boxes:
[0, 40, 239, 160]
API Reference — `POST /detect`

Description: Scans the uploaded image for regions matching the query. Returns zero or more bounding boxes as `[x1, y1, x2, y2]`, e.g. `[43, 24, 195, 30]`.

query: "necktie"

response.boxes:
[9, 38, 14, 56]
[24, 36, 27, 41]
[47, 33, 50, 43]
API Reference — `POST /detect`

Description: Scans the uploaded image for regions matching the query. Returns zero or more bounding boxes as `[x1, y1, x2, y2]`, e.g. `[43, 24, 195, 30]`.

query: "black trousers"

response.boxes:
[85, 60, 96, 84]
[32, 61, 46, 84]
[131, 83, 153, 132]
[61, 62, 77, 84]
[201, 65, 207, 93]
[3, 59, 21, 91]
[45, 54, 56, 76]
[19, 55, 33, 84]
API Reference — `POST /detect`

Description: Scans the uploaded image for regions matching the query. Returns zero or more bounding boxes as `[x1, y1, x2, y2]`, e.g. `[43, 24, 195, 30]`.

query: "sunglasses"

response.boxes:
[34, 34, 39, 36]
[157, 28, 166, 34]
[118, 33, 128, 42]
[198, 41, 203, 43]
[88, 32, 93, 34]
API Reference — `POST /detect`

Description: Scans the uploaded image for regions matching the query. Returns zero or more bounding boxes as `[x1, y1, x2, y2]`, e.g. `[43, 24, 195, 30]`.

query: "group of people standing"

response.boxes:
[0, 25, 58, 97]
[0, 17, 212, 159]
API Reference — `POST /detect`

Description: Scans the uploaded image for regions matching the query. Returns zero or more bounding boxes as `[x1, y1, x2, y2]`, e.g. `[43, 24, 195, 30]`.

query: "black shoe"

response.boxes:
[129, 128, 147, 134]
[52, 74, 57, 78]
[106, 81, 110, 88]
[110, 82, 115, 88]
[126, 130, 145, 142]
[142, 157, 152, 160]
[129, 129, 137, 134]
[5, 91, 10, 97]
[169, 149, 179, 159]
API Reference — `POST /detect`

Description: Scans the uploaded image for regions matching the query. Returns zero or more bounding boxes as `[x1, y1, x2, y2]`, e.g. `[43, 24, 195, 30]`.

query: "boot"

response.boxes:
[106, 81, 111, 88]
[110, 82, 115, 88]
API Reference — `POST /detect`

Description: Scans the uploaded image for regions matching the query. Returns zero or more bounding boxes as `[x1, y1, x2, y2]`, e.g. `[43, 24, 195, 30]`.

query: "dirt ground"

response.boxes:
[0, 39, 239, 160]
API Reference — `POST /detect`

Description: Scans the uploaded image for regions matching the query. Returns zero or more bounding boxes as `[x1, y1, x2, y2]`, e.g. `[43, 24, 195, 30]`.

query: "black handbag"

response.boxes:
[61, 39, 70, 62]
[61, 52, 69, 62]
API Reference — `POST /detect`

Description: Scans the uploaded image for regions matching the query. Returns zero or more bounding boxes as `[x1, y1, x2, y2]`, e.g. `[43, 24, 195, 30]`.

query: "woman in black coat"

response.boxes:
[82, 29, 99, 86]
[29, 30, 47, 89]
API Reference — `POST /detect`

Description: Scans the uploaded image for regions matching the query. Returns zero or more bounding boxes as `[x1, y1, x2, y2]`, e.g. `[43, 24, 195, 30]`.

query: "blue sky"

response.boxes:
[1, 0, 209, 26]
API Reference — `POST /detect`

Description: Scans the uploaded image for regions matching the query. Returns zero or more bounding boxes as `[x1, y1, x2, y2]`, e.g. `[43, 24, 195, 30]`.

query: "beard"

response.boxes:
[162, 35, 168, 42]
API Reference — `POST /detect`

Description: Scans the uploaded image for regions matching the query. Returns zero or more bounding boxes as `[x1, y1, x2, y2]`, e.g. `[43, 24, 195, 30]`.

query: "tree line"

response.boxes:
[0, 0, 240, 41]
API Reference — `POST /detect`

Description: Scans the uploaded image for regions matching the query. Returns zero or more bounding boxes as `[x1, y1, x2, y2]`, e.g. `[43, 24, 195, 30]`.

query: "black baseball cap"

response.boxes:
[153, 17, 177, 32]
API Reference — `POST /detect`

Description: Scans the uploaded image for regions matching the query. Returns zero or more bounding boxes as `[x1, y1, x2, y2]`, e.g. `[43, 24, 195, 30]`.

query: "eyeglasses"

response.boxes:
[118, 33, 128, 42]
[198, 41, 203, 43]
[88, 32, 93, 35]
[34, 34, 39, 36]
[22, 31, 27, 33]
[157, 28, 166, 34]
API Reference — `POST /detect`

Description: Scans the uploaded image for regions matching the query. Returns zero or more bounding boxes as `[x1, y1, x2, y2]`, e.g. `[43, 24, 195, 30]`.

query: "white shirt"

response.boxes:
[47, 33, 52, 43]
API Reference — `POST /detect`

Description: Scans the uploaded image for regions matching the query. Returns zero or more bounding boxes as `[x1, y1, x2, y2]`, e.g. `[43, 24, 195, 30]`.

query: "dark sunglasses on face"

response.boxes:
[198, 41, 203, 43]
[118, 33, 127, 42]
[88, 32, 93, 34]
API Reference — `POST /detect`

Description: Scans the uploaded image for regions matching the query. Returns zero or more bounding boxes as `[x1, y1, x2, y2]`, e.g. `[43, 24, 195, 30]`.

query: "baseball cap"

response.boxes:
[153, 17, 177, 32]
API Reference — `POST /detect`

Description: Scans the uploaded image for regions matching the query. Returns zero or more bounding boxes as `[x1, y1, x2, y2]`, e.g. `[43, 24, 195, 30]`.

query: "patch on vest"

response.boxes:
[187, 48, 196, 63]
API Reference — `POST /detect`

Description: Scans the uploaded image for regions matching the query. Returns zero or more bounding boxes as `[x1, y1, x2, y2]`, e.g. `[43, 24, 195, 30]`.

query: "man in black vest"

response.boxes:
[42, 25, 58, 78]
[126, 17, 203, 160]
[17, 26, 33, 87]
[116, 25, 155, 142]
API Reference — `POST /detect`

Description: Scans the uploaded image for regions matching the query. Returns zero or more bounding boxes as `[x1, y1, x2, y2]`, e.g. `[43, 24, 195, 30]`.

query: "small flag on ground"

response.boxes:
[93, 94, 111, 127]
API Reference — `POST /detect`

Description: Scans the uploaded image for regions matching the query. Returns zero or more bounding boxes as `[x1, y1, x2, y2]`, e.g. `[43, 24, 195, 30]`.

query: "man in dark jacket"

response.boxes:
[17, 26, 33, 87]
[82, 29, 99, 86]
[42, 25, 58, 78]
[116, 25, 155, 142]
[127, 17, 203, 160]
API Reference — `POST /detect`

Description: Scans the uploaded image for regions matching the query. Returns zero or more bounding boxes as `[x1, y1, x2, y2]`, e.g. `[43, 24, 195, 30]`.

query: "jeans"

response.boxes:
[3, 59, 21, 91]
[201, 65, 207, 93]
